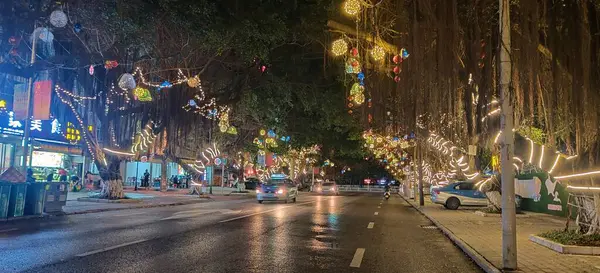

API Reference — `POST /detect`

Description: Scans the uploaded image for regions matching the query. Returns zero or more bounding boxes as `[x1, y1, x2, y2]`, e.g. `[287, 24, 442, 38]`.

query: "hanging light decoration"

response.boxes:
[49, 10, 68, 28]
[371, 45, 385, 61]
[331, 39, 348, 56]
[187, 75, 200, 88]
[343, 0, 361, 16]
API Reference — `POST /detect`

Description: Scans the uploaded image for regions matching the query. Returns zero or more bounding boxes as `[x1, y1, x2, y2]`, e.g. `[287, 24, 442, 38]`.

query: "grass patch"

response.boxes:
[539, 230, 600, 247]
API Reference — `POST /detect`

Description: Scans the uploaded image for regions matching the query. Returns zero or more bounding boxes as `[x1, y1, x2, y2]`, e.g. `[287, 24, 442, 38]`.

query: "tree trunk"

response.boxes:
[161, 158, 167, 192]
[98, 158, 124, 199]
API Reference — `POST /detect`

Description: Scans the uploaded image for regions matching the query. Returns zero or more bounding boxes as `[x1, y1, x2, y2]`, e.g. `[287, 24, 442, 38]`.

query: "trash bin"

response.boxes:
[7, 183, 27, 218]
[24, 182, 48, 215]
[44, 182, 69, 213]
[0, 182, 11, 219]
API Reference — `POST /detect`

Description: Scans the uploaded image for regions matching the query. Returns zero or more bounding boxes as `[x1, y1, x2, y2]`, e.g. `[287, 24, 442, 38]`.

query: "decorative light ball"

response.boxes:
[88, 65, 95, 75]
[350, 83, 364, 95]
[259, 129, 266, 136]
[354, 93, 365, 105]
[394, 76, 400, 82]
[393, 66, 400, 74]
[371, 45, 385, 61]
[118, 73, 136, 90]
[220, 125, 228, 133]
[343, 0, 361, 16]
[351, 48, 359, 57]
[74, 23, 82, 33]
[49, 10, 68, 28]
[34, 27, 54, 43]
[348, 102, 353, 108]
[331, 39, 348, 56]
[187, 75, 200, 88]
[348, 95, 354, 101]
[393, 55, 400, 64]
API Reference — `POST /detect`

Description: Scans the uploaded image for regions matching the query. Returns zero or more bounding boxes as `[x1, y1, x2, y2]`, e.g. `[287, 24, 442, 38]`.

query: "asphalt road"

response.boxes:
[0, 193, 481, 273]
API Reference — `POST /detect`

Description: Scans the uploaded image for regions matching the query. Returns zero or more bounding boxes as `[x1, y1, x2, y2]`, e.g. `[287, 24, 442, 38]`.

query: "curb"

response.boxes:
[62, 199, 210, 215]
[399, 195, 502, 273]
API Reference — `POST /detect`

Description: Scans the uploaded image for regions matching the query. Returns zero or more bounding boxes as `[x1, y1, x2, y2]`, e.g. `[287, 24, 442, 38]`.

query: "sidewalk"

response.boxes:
[402, 196, 600, 273]
[62, 187, 252, 215]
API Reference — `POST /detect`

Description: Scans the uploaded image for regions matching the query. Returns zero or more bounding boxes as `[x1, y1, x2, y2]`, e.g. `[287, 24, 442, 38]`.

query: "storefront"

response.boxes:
[29, 140, 84, 181]
[123, 159, 185, 187]
[0, 109, 84, 180]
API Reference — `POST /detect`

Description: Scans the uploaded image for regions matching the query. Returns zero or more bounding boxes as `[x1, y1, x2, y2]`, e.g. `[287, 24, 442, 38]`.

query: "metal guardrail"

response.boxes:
[336, 185, 400, 193]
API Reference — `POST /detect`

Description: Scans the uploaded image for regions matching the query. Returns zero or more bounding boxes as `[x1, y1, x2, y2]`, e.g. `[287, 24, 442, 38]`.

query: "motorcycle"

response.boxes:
[384, 191, 391, 200]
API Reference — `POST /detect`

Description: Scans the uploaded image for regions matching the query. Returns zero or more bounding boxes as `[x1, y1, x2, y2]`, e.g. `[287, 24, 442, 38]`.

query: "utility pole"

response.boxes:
[499, 0, 517, 269]
[412, 144, 418, 200]
[22, 25, 38, 171]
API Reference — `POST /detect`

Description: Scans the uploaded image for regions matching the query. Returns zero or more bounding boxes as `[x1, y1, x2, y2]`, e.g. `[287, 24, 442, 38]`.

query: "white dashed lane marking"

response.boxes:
[367, 222, 374, 229]
[350, 248, 366, 268]
[374, 212, 379, 215]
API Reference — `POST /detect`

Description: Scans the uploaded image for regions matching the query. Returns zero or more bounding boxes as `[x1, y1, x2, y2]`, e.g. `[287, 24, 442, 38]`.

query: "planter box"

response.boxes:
[529, 235, 600, 255]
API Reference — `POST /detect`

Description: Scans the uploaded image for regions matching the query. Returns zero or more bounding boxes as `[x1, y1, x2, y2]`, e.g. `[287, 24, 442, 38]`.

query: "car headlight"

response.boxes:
[277, 189, 284, 194]
[256, 189, 261, 193]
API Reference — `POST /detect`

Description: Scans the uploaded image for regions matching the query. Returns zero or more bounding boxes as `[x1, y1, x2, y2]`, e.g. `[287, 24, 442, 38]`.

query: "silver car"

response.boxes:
[315, 182, 339, 195]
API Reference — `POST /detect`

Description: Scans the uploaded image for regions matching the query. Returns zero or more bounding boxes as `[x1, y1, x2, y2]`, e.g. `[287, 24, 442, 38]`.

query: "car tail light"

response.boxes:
[433, 189, 440, 195]
[317, 187, 322, 192]
[277, 189, 284, 194]
[331, 186, 336, 191]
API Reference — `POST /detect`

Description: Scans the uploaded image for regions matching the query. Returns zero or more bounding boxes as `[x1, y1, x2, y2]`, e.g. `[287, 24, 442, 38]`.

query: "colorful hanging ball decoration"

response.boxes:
[118, 73, 136, 90]
[348, 102, 354, 108]
[350, 83, 363, 95]
[394, 76, 400, 83]
[393, 66, 400, 74]
[35, 27, 54, 43]
[187, 75, 200, 88]
[74, 23, 82, 33]
[89, 65, 95, 75]
[401, 48, 410, 59]
[104, 60, 118, 70]
[160, 81, 172, 89]
[132, 87, 152, 102]
[357, 72, 365, 81]
[348, 110, 353, 114]
[351, 47, 359, 57]
[392, 55, 400, 64]
[227, 126, 238, 135]
[9, 49, 18, 56]
[188, 99, 197, 107]
[49, 10, 68, 28]
[354, 92, 365, 105]
[343, 0, 361, 16]
[8, 36, 19, 46]
[331, 38, 348, 57]
[371, 46, 385, 61]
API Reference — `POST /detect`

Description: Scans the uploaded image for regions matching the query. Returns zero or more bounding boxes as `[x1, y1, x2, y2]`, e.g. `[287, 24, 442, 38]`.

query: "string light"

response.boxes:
[566, 185, 600, 191]
[103, 148, 135, 156]
[343, 0, 361, 16]
[54, 85, 97, 163]
[481, 108, 500, 122]
[55, 85, 98, 100]
[371, 45, 385, 61]
[555, 170, 600, 180]
[539, 145, 545, 168]
[331, 39, 348, 56]
[528, 138, 535, 163]
[548, 155, 561, 174]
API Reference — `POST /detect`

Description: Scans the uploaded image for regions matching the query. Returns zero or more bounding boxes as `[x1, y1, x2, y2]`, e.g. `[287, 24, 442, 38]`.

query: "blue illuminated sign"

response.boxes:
[0, 111, 78, 143]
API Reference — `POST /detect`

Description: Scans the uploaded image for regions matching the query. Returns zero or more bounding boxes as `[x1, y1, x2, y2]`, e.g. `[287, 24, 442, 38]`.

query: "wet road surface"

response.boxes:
[0, 193, 481, 273]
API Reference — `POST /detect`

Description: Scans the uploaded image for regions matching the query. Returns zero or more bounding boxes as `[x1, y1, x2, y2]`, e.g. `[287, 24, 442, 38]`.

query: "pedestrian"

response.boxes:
[173, 175, 179, 188]
[26, 168, 35, 183]
[58, 168, 68, 182]
[143, 170, 150, 188]
[46, 172, 54, 182]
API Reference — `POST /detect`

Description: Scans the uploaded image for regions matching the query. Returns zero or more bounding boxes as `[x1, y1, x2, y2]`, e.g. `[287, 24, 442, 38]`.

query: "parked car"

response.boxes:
[314, 182, 338, 195]
[430, 181, 487, 210]
[256, 174, 298, 204]
[244, 177, 261, 190]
